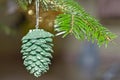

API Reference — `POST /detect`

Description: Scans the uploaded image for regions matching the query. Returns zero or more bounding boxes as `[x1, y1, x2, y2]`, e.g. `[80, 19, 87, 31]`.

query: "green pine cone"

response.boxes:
[21, 29, 54, 77]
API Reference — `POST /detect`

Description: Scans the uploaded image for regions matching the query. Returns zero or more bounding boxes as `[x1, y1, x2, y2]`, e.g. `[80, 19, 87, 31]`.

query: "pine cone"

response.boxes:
[21, 29, 54, 77]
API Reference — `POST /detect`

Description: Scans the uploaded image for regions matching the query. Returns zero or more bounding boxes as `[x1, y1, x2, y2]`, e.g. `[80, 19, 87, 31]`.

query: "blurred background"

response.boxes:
[0, 0, 120, 80]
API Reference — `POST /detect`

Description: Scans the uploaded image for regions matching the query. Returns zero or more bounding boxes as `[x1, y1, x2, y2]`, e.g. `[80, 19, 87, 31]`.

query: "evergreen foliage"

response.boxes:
[17, 0, 116, 46]
[54, 14, 116, 46]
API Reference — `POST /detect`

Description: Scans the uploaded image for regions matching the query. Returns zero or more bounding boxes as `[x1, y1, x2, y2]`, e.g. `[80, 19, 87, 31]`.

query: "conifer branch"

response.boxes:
[54, 13, 116, 46]
[17, 0, 117, 46]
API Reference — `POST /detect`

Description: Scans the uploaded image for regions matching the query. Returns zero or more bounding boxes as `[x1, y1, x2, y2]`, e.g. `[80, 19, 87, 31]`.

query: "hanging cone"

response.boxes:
[21, 29, 54, 77]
